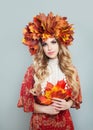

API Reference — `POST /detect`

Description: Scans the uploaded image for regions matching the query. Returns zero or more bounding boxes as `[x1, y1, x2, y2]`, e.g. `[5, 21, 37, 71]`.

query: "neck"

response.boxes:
[48, 57, 58, 64]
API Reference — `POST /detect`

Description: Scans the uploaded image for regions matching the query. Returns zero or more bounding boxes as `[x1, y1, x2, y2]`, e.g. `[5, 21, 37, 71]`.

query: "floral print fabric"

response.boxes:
[17, 65, 82, 130]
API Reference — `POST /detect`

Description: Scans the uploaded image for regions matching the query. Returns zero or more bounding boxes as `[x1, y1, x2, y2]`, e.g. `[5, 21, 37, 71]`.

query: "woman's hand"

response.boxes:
[52, 98, 73, 111]
[44, 104, 60, 115]
[34, 98, 73, 115]
[34, 102, 59, 115]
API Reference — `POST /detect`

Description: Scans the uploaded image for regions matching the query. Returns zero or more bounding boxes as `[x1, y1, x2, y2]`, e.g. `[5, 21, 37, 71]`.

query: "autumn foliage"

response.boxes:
[36, 79, 72, 105]
[22, 12, 74, 55]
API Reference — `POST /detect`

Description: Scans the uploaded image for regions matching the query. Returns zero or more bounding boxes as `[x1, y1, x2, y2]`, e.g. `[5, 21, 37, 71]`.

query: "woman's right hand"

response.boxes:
[34, 102, 60, 115]
[44, 104, 60, 115]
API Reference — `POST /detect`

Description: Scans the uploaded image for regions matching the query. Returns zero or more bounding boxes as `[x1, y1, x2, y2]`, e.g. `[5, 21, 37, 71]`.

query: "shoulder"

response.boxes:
[27, 64, 34, 72]
[24, 64, 35, 79]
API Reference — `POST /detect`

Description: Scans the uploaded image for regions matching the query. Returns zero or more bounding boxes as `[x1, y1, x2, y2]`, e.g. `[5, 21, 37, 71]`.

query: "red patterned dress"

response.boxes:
[17, 65, 82, 130]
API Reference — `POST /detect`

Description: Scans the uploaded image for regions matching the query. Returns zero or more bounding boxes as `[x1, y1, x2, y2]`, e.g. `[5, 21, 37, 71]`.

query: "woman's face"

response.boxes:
[42, 38, 59, 59]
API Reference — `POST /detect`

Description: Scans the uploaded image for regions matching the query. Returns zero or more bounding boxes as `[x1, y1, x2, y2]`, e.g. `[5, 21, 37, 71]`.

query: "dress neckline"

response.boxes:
[48, 58, 58, 65]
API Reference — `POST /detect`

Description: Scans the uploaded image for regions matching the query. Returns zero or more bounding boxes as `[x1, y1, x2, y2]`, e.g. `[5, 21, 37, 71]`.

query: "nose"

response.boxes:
[48, 44, 52, 50]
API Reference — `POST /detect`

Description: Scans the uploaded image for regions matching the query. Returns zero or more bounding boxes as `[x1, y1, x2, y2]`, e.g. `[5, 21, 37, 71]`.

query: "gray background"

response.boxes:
[0, 0, 93, 130]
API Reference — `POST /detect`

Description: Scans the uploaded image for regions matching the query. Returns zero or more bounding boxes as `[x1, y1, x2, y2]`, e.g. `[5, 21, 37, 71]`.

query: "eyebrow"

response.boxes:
[41, 39, 56, 45]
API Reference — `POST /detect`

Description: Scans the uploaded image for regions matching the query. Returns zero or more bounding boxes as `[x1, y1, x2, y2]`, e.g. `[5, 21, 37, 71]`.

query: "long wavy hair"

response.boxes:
[31, 39, 80, 98]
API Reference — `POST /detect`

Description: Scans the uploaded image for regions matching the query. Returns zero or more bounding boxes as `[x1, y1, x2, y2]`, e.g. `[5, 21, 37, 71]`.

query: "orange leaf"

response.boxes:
[38, 96, 52, 105]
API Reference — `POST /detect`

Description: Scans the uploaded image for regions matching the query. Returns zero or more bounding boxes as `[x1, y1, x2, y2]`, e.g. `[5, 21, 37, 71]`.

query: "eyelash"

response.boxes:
[42, 42, 47, 46]
[51, 40, 57, 44]
[42, 40, 57, 46]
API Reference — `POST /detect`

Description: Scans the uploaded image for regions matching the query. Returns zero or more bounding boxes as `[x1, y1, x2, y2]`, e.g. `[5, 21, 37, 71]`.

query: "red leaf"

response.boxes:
[56, 80, 66, 89]
[45, 82, 53, 91]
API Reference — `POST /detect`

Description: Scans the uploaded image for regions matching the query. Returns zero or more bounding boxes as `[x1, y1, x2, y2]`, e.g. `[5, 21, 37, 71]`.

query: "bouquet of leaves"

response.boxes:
[37, 79, 72, 105]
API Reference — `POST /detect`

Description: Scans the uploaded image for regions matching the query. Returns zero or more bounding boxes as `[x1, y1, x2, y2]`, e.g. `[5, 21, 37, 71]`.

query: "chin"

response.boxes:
[48, 55, 57, 59]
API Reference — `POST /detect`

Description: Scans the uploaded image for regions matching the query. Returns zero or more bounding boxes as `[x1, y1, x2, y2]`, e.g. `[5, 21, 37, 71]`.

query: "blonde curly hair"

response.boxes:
[31, 40, 80, 99]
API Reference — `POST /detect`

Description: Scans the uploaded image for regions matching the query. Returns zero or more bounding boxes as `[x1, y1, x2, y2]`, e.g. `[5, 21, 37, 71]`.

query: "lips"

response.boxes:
[48, 51, 55, 55]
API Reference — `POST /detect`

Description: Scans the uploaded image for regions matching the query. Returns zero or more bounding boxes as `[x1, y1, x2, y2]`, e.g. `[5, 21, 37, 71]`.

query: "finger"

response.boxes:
[52, 97, 64, 102]
[52, 101, 62, 106]
[52, 99, 66, 105]
[52, 103, 62, 107]
[54, 106, 65, 111]
[52, 97, 61, 101]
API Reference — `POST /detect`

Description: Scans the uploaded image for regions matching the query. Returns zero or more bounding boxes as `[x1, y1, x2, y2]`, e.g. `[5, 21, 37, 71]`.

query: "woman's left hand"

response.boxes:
[52, 98, 73, 111]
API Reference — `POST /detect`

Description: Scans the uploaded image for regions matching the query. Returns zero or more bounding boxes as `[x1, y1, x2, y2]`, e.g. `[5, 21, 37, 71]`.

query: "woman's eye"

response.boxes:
[51, 40, 57, 44]
[42, 42, 47, 46]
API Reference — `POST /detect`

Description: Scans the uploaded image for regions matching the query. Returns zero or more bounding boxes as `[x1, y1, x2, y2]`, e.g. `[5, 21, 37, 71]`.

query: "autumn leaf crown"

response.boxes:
[22, 12, 74, 55]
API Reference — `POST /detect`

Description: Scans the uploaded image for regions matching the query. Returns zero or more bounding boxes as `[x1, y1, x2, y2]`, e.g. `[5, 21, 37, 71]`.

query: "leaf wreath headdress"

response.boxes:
[22, 12, 74, 55]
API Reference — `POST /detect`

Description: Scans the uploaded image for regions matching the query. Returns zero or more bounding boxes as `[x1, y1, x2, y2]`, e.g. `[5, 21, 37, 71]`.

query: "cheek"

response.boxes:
[43, 47, 48, 54]
[55, 45, 59, 53]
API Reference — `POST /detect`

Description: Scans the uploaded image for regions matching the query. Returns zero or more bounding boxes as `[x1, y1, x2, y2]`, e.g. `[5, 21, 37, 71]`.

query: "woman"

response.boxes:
[17, 12, 82, 130]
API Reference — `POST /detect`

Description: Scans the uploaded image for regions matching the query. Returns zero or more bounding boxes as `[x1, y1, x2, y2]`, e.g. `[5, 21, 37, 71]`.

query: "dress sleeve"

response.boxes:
[17, 65, 35, 112]
[71, 68, 82, 109]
